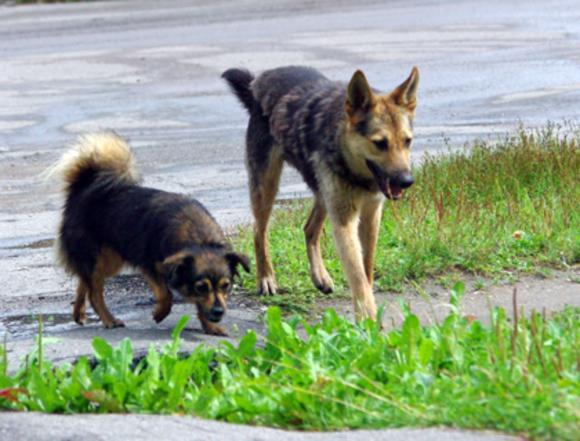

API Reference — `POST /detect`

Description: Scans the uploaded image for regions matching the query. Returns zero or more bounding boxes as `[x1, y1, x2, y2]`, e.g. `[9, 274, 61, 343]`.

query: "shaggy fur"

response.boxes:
[223, 66, 419, 321]
[51, 132, 250, 335]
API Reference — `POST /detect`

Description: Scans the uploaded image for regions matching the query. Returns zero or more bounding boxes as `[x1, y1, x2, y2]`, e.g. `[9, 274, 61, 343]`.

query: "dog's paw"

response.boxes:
[152, 304, 172, 323]
[257, 276, 277, 296]
[311, 269, 334, 294]
[103, 318, 125, 329]
[73, 311, 86, 326]
[203, 323, 229, 336]
[72, 303, 87, 325]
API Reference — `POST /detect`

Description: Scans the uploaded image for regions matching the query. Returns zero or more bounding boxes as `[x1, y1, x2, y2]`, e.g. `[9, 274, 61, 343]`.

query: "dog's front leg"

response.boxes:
[196, 305, 229, 336]
[145, 274, 173, 324]
[358, 195, 384, 286]
[329, 210, 378, 322]
[304, 193, 334, 294]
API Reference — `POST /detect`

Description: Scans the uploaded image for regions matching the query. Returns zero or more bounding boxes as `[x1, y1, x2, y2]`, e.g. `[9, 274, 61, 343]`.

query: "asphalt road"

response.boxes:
[1, 0, 579, 298]
[2, 0, 580, 236]
[0, 1, 579, 439]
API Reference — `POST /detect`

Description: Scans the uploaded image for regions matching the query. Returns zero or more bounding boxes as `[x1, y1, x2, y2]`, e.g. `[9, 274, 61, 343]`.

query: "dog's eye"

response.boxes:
[372, 139, 388, 151]
[220, 281, 231, 292]
[195, 281, 210, 294]
[405, 137, 413, 148]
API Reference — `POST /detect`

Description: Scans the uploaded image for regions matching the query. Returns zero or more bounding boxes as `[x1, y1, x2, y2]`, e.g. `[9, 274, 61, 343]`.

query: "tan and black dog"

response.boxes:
[222, 66, 419, 322]
[51, 132, 250, 335]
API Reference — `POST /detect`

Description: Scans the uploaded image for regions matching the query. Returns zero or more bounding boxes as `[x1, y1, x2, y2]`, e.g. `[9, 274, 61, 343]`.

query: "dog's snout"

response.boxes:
[211, 305, 225, 318]
[394, 172, 414, 189]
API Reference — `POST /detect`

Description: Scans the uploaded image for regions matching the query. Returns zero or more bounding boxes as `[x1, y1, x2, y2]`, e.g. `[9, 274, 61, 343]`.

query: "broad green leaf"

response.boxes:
[112, 338, 133, 381]
[92, 337, 113, 363]
[172, 315, 190, 341]
[450, 281, 466, 315]
[419, 339, 435, 366]
[238, 331, 257, 358]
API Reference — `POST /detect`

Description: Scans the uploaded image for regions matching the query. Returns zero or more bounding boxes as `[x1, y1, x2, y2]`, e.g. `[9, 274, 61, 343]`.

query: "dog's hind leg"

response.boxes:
[304, 193, 334, 294]
[249, 148, 283, 295]
[359, 195, 384, 286]
[85, 275, 125, 328]
[247, 108, 284, 295]
[86, 248, 125, 328]
[72, 279, 88, 325]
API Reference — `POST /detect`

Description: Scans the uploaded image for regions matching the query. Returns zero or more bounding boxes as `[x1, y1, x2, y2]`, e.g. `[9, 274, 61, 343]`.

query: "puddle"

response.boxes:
[0, 312, 98, 339]
[10, 238, 55, 250]
[0, 234, 55, 258]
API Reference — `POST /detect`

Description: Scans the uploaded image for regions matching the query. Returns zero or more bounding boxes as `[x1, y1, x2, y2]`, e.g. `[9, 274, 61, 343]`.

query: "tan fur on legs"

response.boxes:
[86, 276, 125, 328]
[358, 195, 384, 285]
[87, 248, 125, 328]
[330, 219, 377, 321]
[72, 279, 88, 325]
[326, 190, 378, 322]
[249, 148, 284, 295]
[196, 304, 228, 336]
[304, 193, 334, 294]
[145, 270, 173, 323]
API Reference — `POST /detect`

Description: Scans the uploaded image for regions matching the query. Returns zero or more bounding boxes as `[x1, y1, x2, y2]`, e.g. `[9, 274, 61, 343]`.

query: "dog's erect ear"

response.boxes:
[345, 70, 376, 118]
[225, 251, 251, 278]
[163, 252, 195, 287]
[390, 67, 419, 113]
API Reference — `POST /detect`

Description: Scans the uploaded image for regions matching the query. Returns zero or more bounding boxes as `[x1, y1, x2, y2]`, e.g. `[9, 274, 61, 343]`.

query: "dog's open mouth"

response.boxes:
[365, 159, 405, 200]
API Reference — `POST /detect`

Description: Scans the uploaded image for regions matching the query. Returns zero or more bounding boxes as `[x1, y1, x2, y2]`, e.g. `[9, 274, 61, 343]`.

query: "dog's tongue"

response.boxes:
[388, 185, 403, 199]
[366, 159, 404, 200]
[379, 181, 403, 199]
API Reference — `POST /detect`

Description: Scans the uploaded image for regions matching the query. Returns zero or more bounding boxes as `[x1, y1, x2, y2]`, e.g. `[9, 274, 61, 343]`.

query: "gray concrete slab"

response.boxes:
[0, 412, 523, 441]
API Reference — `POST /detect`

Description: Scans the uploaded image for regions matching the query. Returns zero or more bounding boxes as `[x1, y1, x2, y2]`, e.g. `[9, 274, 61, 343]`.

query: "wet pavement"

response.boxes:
[0, 1, 579, 439]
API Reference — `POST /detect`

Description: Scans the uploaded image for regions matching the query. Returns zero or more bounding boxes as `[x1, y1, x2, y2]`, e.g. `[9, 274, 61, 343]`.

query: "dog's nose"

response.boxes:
[211, 306, 225, 318]
[394, 172, 414, 189]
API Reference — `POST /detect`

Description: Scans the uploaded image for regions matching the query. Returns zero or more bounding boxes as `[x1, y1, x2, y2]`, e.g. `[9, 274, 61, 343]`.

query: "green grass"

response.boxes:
[1, 283, 580, 440]
[234, 125, 580, 304]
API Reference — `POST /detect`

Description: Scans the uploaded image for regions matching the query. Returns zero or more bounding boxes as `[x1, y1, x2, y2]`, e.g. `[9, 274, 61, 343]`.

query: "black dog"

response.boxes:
[51, 132, 249, 335]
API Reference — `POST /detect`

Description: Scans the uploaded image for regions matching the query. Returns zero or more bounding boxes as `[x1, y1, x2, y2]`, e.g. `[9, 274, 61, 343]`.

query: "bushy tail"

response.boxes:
[48, 131, 139, 197]
[221, 68, 255, 112]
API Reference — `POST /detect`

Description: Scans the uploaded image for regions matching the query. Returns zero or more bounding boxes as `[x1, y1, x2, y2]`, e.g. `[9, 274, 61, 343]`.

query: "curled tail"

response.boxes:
[50, 131, 139, 197]
[221, 68, 255, 112]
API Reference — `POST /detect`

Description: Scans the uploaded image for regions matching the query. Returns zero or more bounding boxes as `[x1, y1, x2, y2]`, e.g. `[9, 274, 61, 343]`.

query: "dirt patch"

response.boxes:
[316, 268, 580, 328]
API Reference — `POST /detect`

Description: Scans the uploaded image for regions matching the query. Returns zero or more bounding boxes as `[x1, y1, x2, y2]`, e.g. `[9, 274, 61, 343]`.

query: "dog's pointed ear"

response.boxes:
[390, 67, 419, 114]
[345, 70, 376, 118]
[225, 251, 251, 278]
[163, 252, 195, 287]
